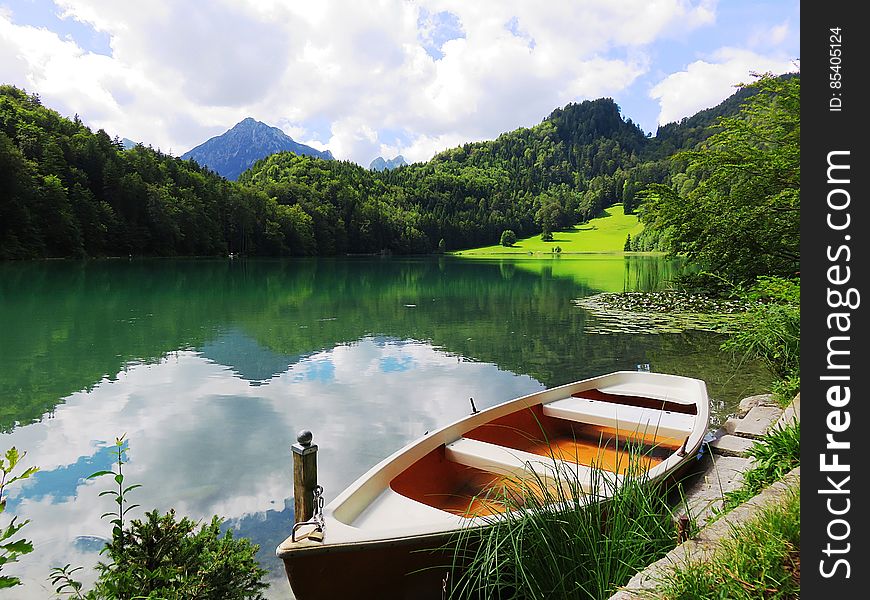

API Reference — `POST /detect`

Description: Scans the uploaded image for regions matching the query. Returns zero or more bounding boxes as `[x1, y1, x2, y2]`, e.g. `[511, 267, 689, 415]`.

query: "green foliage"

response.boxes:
[48, 564, 84, 597]
[449, 450, 680, 599]
[624, 233, 631, 251]
[771, 374, 800, 406]
[723, 303, 799, 378]
[721, 277, 800, 380]
[534, 187, 573, 233]
[740, 274, 800, 305]
[639, 73, 800, 282]
[91, 510, 267, 600]
[662, 270, 799, 409]
[88, 435, 141, 551]
[499, 229, 517, 247]
[49, 436, 268, 599]
[1, 447, 38, 589]
[720, 422, 800, 514]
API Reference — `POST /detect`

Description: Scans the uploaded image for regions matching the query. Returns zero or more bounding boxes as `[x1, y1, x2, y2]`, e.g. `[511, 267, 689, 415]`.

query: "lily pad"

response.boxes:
[574, 292, 755, 335]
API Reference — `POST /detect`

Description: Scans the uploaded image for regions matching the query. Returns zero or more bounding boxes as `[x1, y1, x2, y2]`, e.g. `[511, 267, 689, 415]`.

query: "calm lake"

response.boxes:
[0, 256, 771, 597]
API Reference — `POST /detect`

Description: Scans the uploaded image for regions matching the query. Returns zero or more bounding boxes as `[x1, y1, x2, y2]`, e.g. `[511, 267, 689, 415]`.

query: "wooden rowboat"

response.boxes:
[277, 370, 709, 599]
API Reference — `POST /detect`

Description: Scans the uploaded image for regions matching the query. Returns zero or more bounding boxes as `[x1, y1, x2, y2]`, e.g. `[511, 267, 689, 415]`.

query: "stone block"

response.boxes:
[675, 454, 752, 528]
[733, 405, 783, 439]
[737, 393, 776, 416]
[710, 434, 755, 457]
[774, 393, 801, 430]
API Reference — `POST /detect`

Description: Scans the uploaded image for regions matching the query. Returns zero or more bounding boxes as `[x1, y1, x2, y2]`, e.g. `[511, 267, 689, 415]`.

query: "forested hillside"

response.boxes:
[641, 74, 800, 282]
[0, 76, 792, 260]
[1, 85, 244, 258]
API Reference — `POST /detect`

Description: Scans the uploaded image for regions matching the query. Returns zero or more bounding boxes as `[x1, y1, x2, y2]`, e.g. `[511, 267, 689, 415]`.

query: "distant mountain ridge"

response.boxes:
[370, 155, 407, 171]
[0, 73, 796, 261]
[181, 117, 333, 180]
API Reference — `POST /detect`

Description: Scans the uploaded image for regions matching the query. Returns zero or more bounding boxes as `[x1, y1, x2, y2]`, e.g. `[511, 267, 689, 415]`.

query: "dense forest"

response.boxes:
[0, 75, 797, 268]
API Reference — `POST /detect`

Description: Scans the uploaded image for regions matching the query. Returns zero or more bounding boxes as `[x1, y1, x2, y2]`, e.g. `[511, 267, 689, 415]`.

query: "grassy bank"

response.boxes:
[655, 483, 800, 599]
[453, 204, 644, 255]
[446, 417, 801, 599]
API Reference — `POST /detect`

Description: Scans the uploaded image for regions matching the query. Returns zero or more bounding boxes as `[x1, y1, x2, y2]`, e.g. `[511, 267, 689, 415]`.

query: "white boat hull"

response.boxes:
[278, 370, 710, 599]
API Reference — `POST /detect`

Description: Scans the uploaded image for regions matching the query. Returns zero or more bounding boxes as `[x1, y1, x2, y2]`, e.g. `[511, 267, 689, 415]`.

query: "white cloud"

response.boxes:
[649, 47, 797, 126]
[0, 15, 121, 119]
[748, 20, 791, 48]
[2, 1, 796, 166]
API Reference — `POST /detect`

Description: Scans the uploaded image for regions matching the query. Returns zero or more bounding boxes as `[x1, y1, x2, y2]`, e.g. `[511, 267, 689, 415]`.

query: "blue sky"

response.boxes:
[0, 1, 798, 165]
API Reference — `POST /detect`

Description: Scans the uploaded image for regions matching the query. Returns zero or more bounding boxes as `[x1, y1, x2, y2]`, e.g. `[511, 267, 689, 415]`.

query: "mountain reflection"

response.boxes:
[0, 256, 770, 597]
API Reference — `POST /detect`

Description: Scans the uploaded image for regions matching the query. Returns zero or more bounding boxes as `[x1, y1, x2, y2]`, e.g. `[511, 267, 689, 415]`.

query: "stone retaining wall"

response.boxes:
[607, 392, 801, 599]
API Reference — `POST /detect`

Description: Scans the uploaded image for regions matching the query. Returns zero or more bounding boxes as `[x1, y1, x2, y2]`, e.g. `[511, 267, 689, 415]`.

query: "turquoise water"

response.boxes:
[0, 257, 770, 596]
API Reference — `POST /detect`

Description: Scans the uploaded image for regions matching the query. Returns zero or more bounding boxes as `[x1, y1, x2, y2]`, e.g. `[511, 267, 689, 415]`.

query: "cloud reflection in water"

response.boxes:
[0, 335, 543, 598]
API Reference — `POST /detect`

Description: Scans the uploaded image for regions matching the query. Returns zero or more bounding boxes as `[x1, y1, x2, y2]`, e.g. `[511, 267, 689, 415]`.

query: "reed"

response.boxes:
[447, 441, 682, 600]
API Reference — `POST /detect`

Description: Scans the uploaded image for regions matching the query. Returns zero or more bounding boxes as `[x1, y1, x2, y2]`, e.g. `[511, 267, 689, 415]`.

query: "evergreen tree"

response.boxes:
[640, 74, 800, 282]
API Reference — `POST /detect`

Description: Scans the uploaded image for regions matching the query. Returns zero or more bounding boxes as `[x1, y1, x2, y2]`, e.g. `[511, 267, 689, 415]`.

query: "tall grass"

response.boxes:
[447, 446, 682, 600]
[720, 276, 800, 405]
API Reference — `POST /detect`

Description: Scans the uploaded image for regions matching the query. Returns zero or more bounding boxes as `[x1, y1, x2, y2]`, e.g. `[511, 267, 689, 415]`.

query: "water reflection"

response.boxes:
[1, 338, 544, 597]
[0, 257, 770, 596]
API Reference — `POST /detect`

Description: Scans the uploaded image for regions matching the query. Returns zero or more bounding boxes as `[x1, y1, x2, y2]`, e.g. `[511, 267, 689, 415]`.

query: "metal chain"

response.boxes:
[291, 484, 325, 542]
[312, 484, 325, 528]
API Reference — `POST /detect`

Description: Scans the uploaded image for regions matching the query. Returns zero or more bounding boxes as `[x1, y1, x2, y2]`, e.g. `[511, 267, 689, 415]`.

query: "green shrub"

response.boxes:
[724, 301, 799, 377]
[500, 230, 517, 247]
[720, 276, 799, 400]
[771, 374, 800, 405]
[92, 510, 268, 600]
[50, 436, 268, 599]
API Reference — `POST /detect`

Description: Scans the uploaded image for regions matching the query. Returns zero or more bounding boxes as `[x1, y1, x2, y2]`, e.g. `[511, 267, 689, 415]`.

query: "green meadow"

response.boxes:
[456, 255, 685, 294]
[453, 203, 644, 255]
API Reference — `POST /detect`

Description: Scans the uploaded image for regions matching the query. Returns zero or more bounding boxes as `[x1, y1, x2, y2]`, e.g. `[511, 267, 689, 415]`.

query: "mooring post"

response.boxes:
[677, 514, 691, 542]
[292, 429, 318, 525]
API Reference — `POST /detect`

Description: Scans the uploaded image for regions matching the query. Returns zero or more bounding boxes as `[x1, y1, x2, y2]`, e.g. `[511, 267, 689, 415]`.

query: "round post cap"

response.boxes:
[297, 429, 313, 447]
[292, 430, 318, 456]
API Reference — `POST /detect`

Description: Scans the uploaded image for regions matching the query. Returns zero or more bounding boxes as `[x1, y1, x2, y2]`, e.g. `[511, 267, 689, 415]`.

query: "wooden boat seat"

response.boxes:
[542, 395, 694, 440]
[444, 437, 620, 494]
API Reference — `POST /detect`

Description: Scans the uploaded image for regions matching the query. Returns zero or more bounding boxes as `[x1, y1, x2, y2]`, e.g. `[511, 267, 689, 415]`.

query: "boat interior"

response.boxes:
[390, 388, 696, 518]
